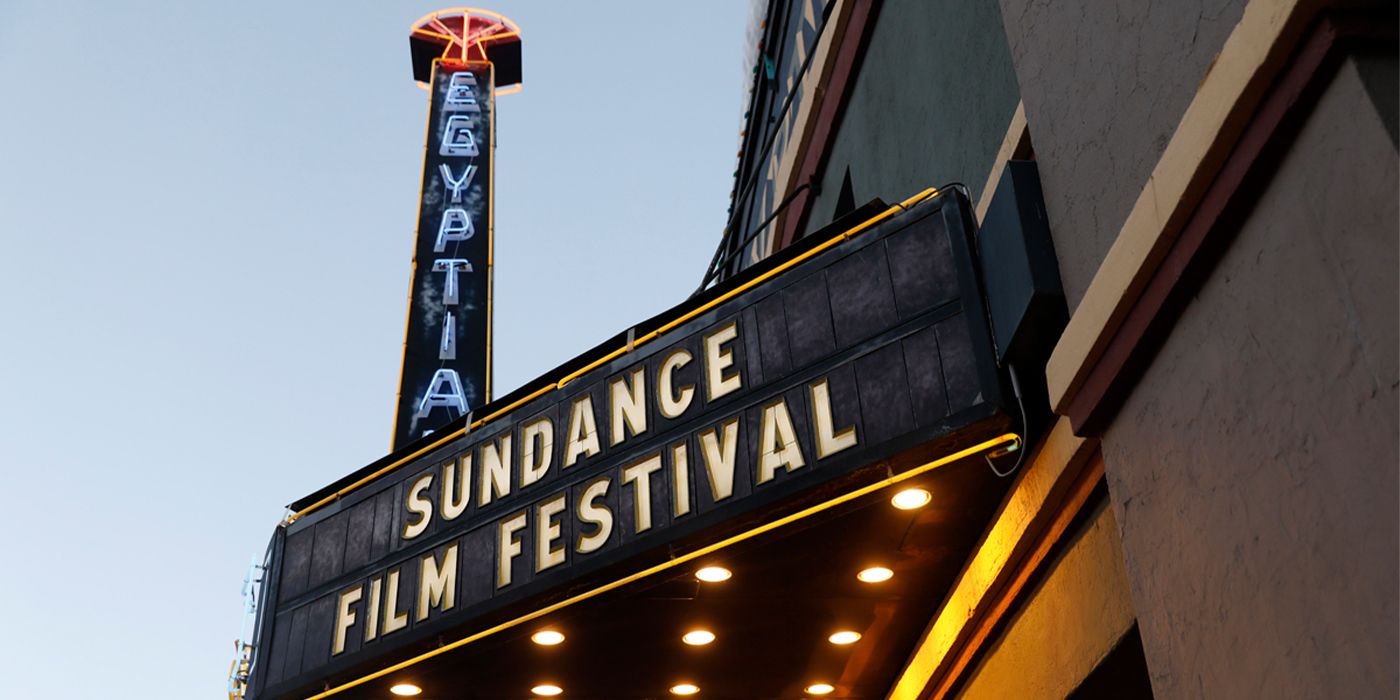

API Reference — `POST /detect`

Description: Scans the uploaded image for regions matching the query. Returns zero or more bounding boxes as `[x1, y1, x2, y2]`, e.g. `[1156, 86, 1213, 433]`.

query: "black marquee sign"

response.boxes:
[393, 61, 495, 451]
[248, 191, 1013, 700]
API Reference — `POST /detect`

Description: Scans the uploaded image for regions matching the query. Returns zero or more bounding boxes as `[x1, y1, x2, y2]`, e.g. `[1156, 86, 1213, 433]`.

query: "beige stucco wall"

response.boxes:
[1100, 55, 1399, 698]
[957, 499, 1137, 700]
[996, 0, 1248, 311]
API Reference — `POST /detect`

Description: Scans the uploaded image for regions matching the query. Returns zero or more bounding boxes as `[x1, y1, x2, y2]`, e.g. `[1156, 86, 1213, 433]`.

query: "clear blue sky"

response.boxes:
[0, 2, 751, 696]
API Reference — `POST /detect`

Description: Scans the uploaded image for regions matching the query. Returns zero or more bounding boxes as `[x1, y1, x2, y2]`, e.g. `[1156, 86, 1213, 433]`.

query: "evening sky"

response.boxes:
[0, 2, 751, 696]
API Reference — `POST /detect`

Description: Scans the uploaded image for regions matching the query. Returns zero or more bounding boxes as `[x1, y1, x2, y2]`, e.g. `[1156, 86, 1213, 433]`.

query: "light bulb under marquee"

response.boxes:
[891, 487, 932, 510]
[695, 566, 731, 582]
[805, 683, 835, 695]
[531, 630, 565, 646]
[390, 684, 423, 696]
[531, 684, 563, 696]
[857, 566, 894, 583]
[670, 683, 700, 695]
[682, 629, 716, 645]
[828, 630, 862, 645]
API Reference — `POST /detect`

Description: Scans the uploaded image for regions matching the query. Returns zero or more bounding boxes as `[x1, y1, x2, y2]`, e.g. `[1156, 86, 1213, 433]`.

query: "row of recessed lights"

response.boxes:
[512, 682, 845, 697]
[391, 682, 802, 699]
[388, 487, 932, 698]
[534, 627, 861, 649]
[521, 675, 836, 695]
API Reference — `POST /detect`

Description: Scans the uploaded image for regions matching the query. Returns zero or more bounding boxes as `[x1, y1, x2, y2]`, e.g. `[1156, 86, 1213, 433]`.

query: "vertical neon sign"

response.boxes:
[394, 8, 522, 450]
[393, 60, 494, 449]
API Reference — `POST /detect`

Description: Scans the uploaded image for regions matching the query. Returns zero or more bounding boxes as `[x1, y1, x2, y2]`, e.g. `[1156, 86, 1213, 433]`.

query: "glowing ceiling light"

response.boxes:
[682, 629, 716, 646]
[805, 683, 835, 695]
[891, 487, 931, 510]
[531, 630, 565, 646]
[531, 684, 563, 696]
[670, 683, 700, 695]
[857, 566, 894, 583]
[828, 630, 862, 645]
[695, 566, 732, 582]
[390, 684, 423, 696]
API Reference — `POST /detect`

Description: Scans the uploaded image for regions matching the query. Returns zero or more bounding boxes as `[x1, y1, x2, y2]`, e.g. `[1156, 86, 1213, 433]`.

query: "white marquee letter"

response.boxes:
[497, 512, 527, 588]
[441, 455, 470, 521]
[439, 163, 478, 204]
[576, 478, 613, 554]
[671, 442, 691, 517]
[699, 419, 739, 501]
[658, 348, 695, 419]
[363, 579, 381, 643]
[416, 369, 468, 419]
[609, 367, 648, 446]
[401, 473, 434, 540]
[434, 209, 475, 253]
[440, 115, 479, 156]
[416, 544, 458, 621]
[757, 399, 805, 483]
[431, 259, 473, 305]
[535, 495, 567, 572]
[439, 311, 456, 360]
[382, 569, 409, 635]
[704, 322, 742, 401]
[444, 71, 480, 112]
[563, 395, 601, 467]
[622, 453, 664, 533]
[332, 586, 362, 656]
[479, 434, 512, 506]
[521, 417, 554, 488]
[810, 379, 858, 458]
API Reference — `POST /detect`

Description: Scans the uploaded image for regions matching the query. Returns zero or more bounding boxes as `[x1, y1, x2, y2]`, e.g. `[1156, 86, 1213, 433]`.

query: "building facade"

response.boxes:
[236, 1, 1396, 698]
[718, 0, 1397, 696]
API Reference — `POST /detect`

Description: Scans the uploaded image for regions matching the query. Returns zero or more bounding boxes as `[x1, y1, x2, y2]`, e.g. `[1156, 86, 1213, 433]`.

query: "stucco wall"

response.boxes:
[801, 0, 1021, 236]
[996, 0, 1248, 311]
[1100, 56, 1399, 698]
[956, 498, 1138, 700]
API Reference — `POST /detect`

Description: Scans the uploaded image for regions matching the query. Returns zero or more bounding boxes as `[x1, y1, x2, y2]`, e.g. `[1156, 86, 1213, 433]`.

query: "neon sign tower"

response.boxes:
[393, 9, 522, 450]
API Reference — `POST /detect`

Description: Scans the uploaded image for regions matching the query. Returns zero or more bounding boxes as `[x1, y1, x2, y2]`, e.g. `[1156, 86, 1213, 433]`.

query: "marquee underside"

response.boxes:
[324, 450, 1009, 699]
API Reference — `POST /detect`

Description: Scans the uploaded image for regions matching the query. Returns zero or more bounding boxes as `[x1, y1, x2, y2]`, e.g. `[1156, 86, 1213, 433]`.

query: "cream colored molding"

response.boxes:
[975, 101, 1029, 224]
[1045, 0, 1312, 413]
[886, 417, 1097, 700]
[955, 503, 1136, 700]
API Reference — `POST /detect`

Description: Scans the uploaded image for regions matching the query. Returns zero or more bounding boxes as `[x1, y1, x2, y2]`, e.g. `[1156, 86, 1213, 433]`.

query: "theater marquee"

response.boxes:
[248, 190, 1015, 700]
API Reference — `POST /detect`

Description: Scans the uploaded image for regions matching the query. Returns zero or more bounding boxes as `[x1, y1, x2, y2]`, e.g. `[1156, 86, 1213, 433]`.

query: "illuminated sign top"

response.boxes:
[249, 191, 1011, 700]
[393, 62, 495, 450]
